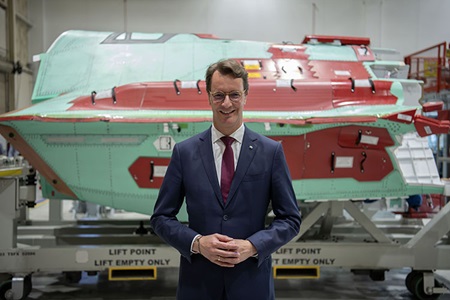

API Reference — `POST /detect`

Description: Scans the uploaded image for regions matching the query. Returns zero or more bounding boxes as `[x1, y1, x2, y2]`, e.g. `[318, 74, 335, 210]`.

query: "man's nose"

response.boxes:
[221, 95, 233, 106]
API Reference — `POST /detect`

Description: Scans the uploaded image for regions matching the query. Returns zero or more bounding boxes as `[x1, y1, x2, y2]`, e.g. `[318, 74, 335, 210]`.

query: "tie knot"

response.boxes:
[221, 136, 235, 147]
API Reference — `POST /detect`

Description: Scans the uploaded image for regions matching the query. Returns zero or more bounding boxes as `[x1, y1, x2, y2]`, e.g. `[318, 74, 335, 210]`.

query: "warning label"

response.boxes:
[94, 248, 172, 267]
[273, 247, 336, 266]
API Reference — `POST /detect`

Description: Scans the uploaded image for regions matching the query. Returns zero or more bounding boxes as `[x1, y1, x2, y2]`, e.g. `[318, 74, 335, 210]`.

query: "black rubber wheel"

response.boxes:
[23, 275, 32, 297]
[0, 280, 13, 300]
[0, 276, 32, 300]
[406, 270, 420, 294]
[409, 272, 441, 300]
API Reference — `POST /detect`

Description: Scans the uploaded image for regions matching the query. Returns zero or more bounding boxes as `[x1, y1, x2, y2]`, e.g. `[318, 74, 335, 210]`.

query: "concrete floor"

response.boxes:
[26, 267, 450, 299]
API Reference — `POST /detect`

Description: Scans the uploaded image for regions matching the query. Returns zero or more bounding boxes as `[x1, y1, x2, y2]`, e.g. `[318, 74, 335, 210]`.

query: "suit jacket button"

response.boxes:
[223, 215, 229, 221]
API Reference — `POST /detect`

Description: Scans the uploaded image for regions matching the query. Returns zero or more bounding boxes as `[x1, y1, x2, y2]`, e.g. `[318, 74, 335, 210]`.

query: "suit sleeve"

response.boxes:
[246, 142, 302, 266]
[150, 144, 198, 262]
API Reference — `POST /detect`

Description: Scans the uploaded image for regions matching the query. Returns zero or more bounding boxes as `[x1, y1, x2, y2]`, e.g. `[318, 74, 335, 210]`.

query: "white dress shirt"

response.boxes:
[211, 124, 245, 185]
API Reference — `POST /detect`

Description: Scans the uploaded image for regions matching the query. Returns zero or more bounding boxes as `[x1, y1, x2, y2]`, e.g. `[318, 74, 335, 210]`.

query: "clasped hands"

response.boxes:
[196, 233, 257, 267]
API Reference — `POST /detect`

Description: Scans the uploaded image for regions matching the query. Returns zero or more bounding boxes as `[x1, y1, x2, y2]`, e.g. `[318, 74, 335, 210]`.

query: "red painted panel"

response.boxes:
[308, 61, 370, 79]
[247, 80, 334, 111]
[414, 115, 450, 136]
[69, 80, 336, 112]
[338, 126, 394, 149]
[269, 135, 305, 180]
[303, 127, 393, 181]
[332, 80, 397, 107]
[270, 126, 393, 182]
[383, 109, 416, 124]
[128, 157, 171, 189]
[67, 78, 396, 113]
[437, 109, 450, 120]
[422, 101, 444, 112]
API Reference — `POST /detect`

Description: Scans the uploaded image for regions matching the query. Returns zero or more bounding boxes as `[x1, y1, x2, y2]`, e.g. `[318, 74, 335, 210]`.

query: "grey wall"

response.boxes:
[28, 0, 449, 63]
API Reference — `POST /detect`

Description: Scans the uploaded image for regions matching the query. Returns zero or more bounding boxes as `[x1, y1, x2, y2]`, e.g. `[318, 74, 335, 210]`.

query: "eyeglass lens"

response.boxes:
[211, 91, 242, 102]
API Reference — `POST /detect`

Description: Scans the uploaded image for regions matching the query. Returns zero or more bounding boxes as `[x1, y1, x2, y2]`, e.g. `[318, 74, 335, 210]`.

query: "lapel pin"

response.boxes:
[249, 145, 253, 150]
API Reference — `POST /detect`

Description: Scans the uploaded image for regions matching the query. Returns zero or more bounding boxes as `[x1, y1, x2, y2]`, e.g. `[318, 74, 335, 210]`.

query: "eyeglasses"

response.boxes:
[209, 90, 246, 103]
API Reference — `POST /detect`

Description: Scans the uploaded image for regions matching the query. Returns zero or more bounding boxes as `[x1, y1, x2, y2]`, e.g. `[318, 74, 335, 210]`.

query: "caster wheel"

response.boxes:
[408, 271, 441, 300]
[406, 270, 420, 294]
[0, 276, 32, 300]
[0, 281, 14, 300]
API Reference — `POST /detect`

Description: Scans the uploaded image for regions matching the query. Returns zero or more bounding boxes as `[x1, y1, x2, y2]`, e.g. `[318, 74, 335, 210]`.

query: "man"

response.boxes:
[150, 58, 301, 300]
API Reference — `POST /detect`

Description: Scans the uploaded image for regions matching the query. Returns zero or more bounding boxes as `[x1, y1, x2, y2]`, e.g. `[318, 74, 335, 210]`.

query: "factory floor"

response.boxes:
[26, 267, 446, 300]
[15, 200, 450, 299]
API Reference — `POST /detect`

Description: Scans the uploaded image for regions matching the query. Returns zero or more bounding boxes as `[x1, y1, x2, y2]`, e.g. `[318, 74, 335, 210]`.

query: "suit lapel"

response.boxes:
[198, 128, 223, 204]
[226, 127, 258, 206]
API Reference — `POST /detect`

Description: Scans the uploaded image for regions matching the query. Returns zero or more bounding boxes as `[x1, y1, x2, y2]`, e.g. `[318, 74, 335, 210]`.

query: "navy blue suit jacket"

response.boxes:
[150, 126, 301, 300]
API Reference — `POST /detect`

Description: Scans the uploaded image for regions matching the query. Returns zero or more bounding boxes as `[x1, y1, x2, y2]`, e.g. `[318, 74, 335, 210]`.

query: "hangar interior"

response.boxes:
[0, 0, 450, 299]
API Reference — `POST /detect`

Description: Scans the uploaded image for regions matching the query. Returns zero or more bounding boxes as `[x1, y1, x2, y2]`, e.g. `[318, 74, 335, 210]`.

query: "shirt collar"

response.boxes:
[212, 124, 245, 145]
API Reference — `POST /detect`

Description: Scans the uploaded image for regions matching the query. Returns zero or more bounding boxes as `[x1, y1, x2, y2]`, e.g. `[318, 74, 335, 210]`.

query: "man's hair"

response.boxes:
[205, 59, 248, 93]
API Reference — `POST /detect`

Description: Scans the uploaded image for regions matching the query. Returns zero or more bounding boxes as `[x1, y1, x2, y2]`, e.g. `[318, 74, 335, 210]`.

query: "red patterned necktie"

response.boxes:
[220, 136, 235, 203]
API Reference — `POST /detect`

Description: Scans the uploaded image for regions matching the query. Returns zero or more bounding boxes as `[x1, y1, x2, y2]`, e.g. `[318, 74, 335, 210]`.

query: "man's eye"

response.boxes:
[213, 93, 225, 101]
[229, 92, 241, 99]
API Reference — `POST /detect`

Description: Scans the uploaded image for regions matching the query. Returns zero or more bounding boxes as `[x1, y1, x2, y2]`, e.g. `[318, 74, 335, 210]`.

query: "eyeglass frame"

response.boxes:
[208, 90, 247, 103]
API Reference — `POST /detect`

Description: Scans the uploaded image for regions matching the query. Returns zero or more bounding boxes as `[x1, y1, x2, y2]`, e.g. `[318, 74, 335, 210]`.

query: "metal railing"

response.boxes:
[404, 42, 449, 94]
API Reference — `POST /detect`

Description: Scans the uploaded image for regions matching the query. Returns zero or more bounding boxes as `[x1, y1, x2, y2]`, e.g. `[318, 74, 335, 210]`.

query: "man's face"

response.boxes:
[209, 71, 247, 135]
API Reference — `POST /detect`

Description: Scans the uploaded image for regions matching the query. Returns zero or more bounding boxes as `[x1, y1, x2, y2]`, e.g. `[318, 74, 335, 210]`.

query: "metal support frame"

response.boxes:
[0, 177, 18, 248]
[6, 0, 16, 112]
[405, 202, 450, 249]
[49, 199, 63, 223]
[296, 201, 393, 243]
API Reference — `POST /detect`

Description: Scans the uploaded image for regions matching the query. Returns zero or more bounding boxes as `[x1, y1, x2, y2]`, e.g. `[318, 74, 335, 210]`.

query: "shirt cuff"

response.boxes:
[190, 234, 201, 254]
